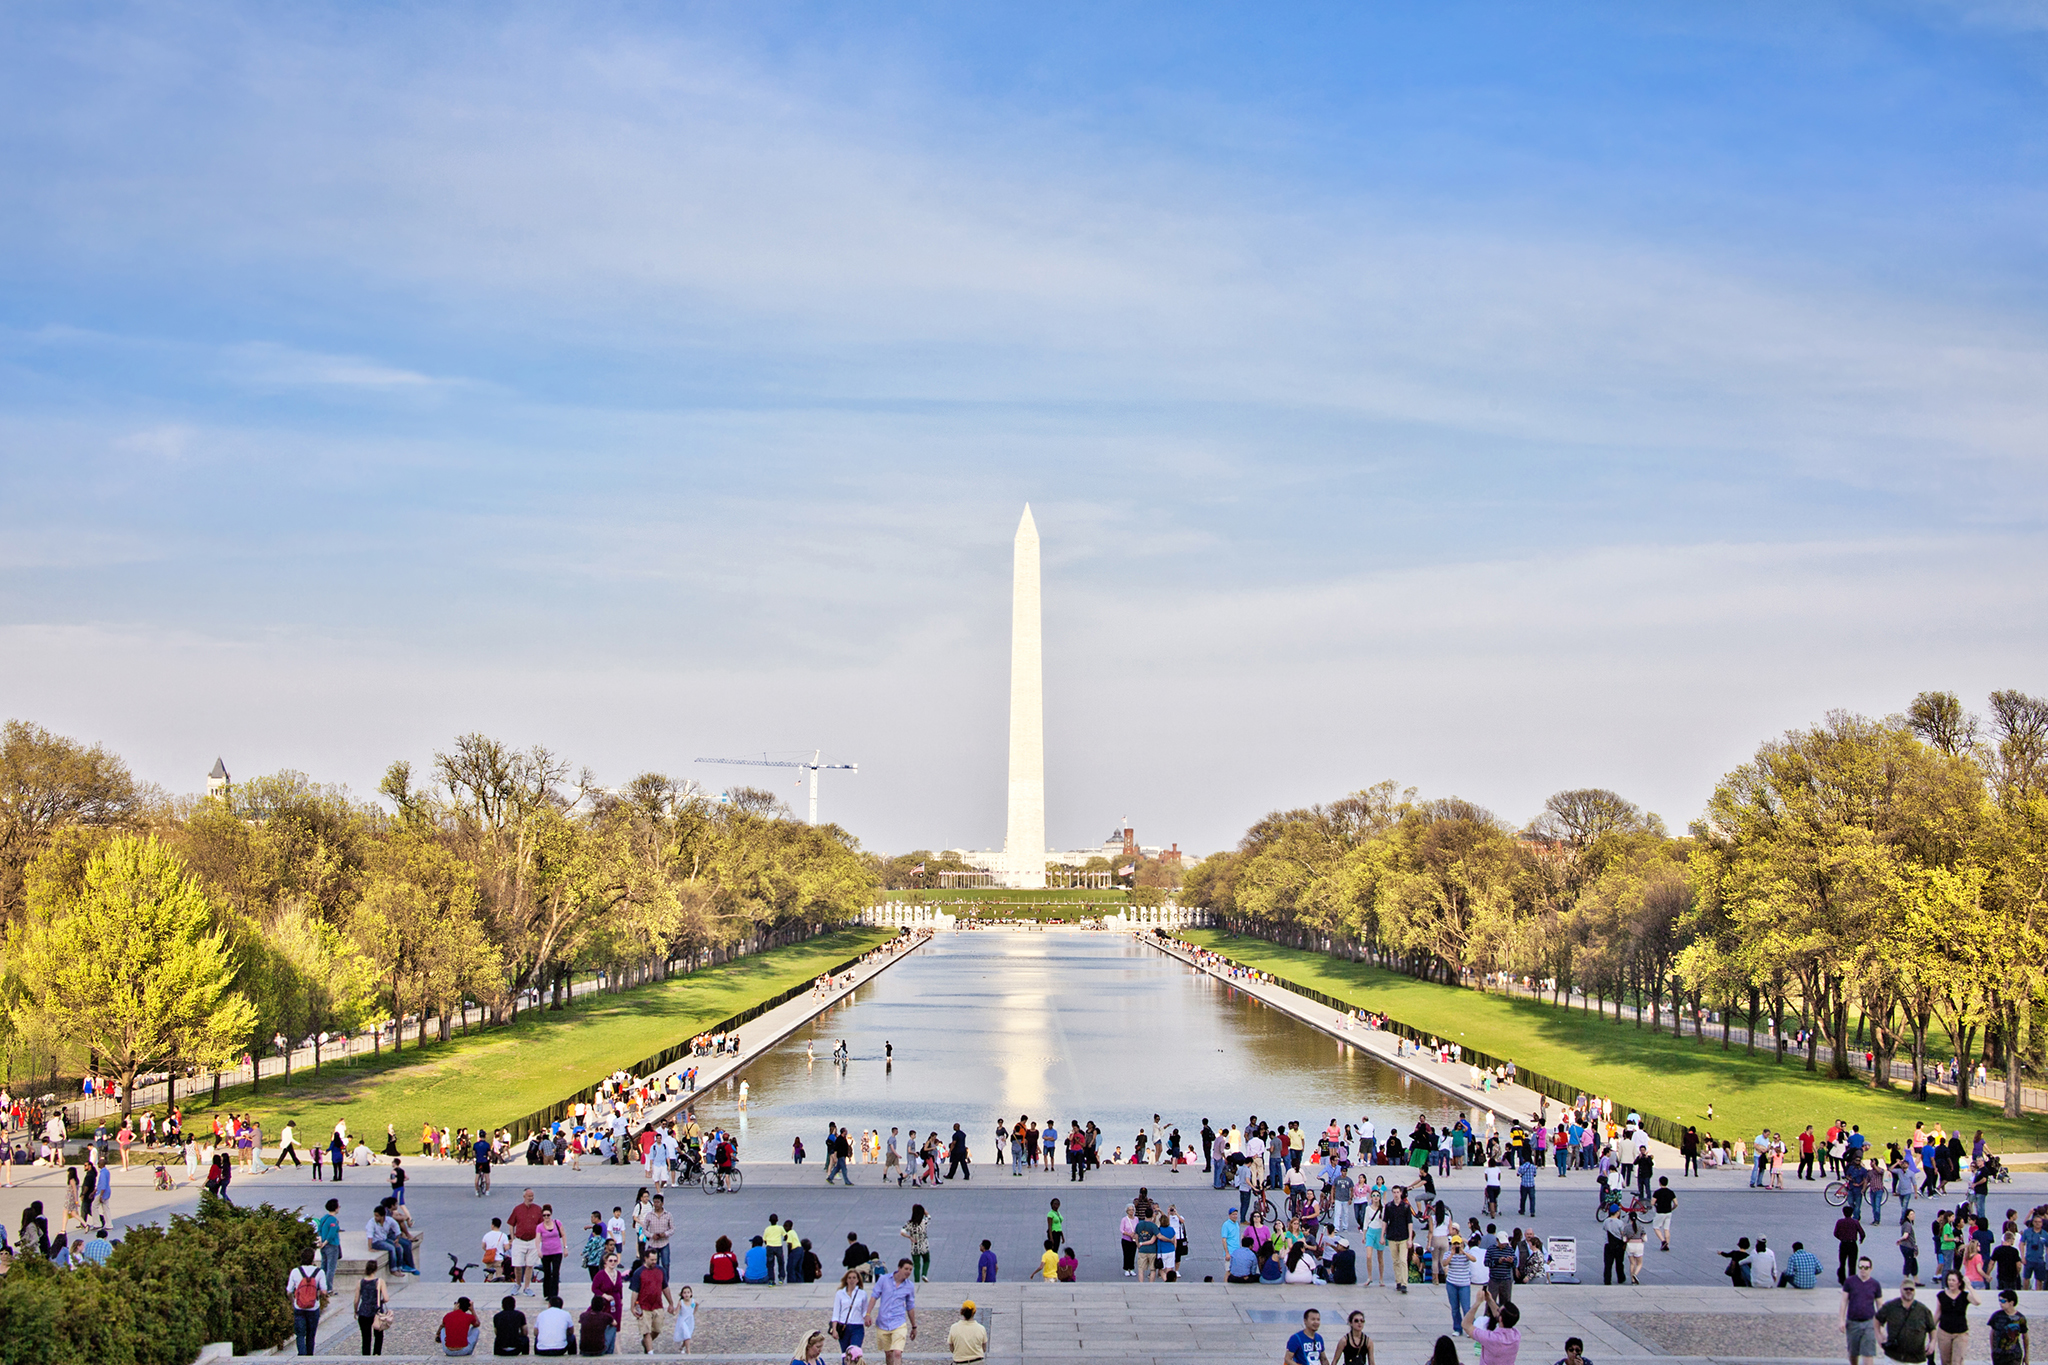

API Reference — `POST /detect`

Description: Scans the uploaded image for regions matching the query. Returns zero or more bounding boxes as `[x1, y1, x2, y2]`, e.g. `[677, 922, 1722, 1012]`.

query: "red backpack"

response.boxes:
[293, 1271, 321, 1310]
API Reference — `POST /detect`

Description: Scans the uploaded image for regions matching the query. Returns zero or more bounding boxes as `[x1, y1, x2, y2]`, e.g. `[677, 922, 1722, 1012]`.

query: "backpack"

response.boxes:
[293, 1271, 320, 1310]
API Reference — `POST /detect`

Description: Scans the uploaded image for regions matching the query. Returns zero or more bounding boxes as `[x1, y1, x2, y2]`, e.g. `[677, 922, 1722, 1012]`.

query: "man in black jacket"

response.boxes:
[844, 1232, 873, 1281]
[947, 1125, 972, 1181]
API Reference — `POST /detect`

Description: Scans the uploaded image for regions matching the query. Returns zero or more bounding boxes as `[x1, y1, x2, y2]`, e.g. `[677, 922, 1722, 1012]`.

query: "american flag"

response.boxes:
[1119, 863, 1135, 876]
[911, 862, 925, 873]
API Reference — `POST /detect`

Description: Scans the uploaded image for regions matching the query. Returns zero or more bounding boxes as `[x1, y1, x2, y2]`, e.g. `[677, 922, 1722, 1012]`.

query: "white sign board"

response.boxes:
[1547, 1236, 1579, 1280]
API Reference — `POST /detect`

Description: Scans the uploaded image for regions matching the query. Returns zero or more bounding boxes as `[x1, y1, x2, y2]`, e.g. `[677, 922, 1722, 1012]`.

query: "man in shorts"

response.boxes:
[1652, 1177, 1677, 1252]
[631, 1249, 673, 1352]
[506, 1189, 544, 1295]
[1134, 1210, 1159, 1283]
[1842, 1257, 1881, 1365]
[867, 1258, 918, 1365]
[473, 1131, 493, 1196]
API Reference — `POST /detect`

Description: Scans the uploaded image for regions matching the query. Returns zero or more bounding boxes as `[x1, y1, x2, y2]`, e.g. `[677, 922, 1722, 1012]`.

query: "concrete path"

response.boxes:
[1143, 934, 1683, 1162]
[622, 932, 931, 1132]
[262, 1278, 2044, 1362]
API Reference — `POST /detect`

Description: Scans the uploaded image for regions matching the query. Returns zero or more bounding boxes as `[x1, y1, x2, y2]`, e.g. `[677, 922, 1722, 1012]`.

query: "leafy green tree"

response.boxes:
[0, 719, 138, 920]
[9, 835, 255, 1113]
[351, 833, 499, 1050]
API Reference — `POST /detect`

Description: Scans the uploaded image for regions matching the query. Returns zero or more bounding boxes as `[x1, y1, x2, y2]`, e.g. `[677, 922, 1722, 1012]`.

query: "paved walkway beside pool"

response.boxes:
[1145, 934, 1684, 1162]
[262, 1280, 2033, 1362]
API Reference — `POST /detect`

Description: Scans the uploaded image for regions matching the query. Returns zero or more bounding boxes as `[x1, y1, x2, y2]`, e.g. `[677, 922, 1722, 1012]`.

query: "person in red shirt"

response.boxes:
[707, 1235, 741, 1283]
[632, 1249, 674, 1353]
[437, 1296, 480, 1355]
[506, 1190, 546, 1296]
[1799, 1127, 1818, 1182]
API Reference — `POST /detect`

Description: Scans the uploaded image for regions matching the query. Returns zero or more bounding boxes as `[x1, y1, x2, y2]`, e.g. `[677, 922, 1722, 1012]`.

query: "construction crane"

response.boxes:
[694, 750, 858, 825]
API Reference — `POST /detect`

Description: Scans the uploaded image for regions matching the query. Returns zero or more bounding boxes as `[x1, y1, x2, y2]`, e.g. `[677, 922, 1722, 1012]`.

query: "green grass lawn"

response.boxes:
[1183, 930, 2048, 1153]
[177, 928, 890, 1144]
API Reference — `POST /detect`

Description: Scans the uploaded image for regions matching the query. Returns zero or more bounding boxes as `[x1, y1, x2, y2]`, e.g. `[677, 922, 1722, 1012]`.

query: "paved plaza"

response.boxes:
[14, 1158, 2043, 1362]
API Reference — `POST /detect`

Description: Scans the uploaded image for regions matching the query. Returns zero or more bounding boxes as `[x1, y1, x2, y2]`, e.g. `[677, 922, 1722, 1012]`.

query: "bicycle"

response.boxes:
[1823, 1180, 1848, 1208]
[702, 1167, 745, 1195]
[1595, 1194, 1649, 1225]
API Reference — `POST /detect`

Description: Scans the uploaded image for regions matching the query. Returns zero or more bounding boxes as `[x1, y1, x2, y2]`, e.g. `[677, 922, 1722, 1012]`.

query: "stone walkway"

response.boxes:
[1143, 935, 1683, 1162]
[628, 933, 932, 1131]
[273, 1281, 2006, 1362]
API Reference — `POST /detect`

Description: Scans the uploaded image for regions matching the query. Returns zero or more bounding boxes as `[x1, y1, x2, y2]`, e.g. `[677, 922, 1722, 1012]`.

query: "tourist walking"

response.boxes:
[865, 1260, 919, 1365]
[831, 1269, 869, 1358]
[1652, 1178, 1676, 1251]
[1935, 1270, 1979, 1365]
[1336, 1311, 1375, 1365]
[507, 1189, 545, 1295]
[631, 1249, 675, 1354]
[1284, 1309, 1329, 1365]
[1988, 1290, 2028, 1365]
[355, 1262, 390, 1356]
[1385, 1188, 1413, 1293]
[536, 1202, 568, 1301]
[287, 1249, 327, 1356]
[1876, 1278, 1935, 1365]
[901, 1204, 932, 1282]
[1844, 1257, 1882, 1365]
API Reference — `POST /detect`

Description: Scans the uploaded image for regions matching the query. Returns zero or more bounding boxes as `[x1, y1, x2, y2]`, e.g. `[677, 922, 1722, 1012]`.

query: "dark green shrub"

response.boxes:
[0, 1257, 137, 1365]
[0, 1196, 318, 1364]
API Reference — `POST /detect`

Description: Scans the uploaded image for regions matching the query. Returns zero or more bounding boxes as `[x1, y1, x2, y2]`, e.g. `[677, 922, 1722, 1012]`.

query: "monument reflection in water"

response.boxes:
[689, 930, 1466, 1159]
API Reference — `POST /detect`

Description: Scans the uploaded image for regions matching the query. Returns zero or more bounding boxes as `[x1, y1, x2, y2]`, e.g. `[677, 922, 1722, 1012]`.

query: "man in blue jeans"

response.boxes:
[317, 1199, 343, 1294]
[368, 1201, 418, 1275]
[1518, 1159, 1538, 1215]
[287, 1251, 326, 1355]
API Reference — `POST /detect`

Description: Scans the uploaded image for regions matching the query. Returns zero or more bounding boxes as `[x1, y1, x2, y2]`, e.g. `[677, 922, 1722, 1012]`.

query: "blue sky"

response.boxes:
[3, 2, 2045, 856]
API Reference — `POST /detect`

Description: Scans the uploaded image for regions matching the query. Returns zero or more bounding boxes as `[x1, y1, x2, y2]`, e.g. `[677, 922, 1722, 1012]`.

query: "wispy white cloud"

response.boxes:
[224, 342, 454, 391]
[4, 7, 2046, 855]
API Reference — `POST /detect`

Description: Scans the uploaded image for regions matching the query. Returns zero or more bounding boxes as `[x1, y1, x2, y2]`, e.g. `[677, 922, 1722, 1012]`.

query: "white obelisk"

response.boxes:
[1003, 505, 1047, 889]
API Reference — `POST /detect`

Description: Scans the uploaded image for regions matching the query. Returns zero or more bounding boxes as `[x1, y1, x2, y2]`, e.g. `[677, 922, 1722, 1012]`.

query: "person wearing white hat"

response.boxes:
[1328, 1236, 1358, 1285]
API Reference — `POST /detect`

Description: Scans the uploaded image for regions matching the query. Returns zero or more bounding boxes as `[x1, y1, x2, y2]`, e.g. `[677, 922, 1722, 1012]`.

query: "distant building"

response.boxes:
[946, 820, 1180, 875]
[207, 758, 230, 800]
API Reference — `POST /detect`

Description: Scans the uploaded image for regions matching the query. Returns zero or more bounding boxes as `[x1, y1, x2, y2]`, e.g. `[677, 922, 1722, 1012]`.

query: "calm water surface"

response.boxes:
[690, 929, 1463, 1160]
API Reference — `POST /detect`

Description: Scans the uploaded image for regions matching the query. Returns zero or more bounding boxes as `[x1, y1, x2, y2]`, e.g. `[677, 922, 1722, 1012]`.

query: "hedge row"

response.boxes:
[0, 1197, 314, 1365]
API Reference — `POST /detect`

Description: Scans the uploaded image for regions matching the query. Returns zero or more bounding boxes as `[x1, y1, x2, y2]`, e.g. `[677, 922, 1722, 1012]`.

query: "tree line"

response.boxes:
[0, 724, 880, 1114]
[1183, 690, 2048, 1118]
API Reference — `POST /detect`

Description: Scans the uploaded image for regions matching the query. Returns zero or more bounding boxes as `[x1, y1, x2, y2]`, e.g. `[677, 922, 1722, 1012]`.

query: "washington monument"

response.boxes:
[1003, 505, 1047, 889]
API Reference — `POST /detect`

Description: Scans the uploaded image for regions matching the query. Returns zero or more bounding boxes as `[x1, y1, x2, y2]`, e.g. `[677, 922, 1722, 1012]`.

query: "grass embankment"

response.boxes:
[184, 929, 890, 1143]
[1182, 930, 2048, 1152]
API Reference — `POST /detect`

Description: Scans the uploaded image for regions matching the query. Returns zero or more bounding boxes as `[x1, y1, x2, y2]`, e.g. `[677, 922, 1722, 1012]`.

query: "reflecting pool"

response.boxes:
[687, 928, 1465, 1160]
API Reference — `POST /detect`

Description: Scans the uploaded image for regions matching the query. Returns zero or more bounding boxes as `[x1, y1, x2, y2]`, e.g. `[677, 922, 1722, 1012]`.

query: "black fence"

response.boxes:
[1162, 936, 1690, 1151]
[505, 949, 871, 1141]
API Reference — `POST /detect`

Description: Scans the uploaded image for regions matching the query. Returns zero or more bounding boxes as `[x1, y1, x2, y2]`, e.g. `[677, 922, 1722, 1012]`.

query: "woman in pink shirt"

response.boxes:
[537, 1204, 568, 1302]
